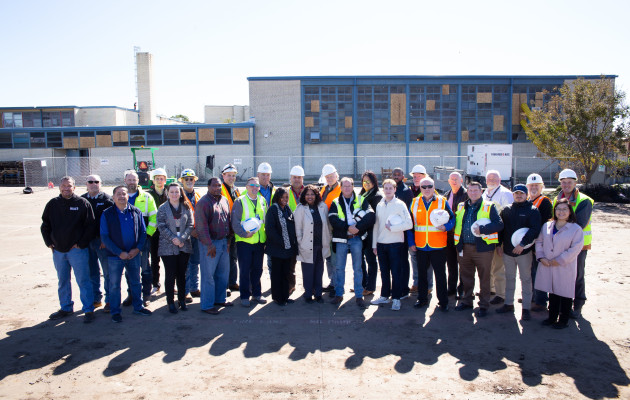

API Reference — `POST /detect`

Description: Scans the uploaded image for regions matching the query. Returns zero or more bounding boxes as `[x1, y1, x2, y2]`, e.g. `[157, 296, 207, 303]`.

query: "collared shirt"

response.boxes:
[128, 191, 139, 206]
[482, 185, 513, 211]
[343, 195, 356, 226]
[185, 190, 197, 207]
[195, 193, 231, 248]
[259, 184, 273, 205]
[116, 205, 136, 252]
[462, 199, 482, 245]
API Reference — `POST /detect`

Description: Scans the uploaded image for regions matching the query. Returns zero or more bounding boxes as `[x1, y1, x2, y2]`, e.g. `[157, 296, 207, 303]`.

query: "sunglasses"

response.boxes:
[421, 185, 433, 189]
[183, 178, 195, 181]
[248, 183, 260, 188]
[87, 180, 100, 184]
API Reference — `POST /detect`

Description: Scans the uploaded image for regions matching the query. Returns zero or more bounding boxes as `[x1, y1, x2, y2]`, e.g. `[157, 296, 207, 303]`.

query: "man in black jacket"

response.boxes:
[147, 168, 168, 293]
[41, 176, 96, 323]
[392, 167, 413, 298]
[443, 172, 468, 297]
[329, 177, 375, 308]
[495, 184, 541, 321]
[81, 174, 114, 311]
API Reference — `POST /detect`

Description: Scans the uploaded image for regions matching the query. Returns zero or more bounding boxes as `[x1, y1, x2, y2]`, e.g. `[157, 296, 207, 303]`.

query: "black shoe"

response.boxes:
[83, 312, 95, 323]
[495, 304, 515, 314]
[328, 290, 336, 298]
[133, 308, 152, 316]
[414, 300, 429, 309]
[286, 299, 295, 304]
[356, 298, 366, 309]
[304, 296, 314, 304]
[226, 290, 232, 297]
[49, 309, 73, 320]
[476, 308, 488, 318]
[542, 318, 556, 326]
[315, 297, 324, 304]
[323, 285, 334, 293]
[179, 301, 188, 311]
[228, 284, 240, 291]
[331, 296, 343, 305]
[521, 309, 531, 321]
[275, 300, 286, 307]
[202, 307, 220, 315]
[447, 290, 457, 297]
[454, 303, 473, 311]
[185, 296, 193, 304]
[112, 313, 122, 323]
[440, 304, 450, 312]
[168, 303, 178, 314]
[570, 308, 582, 319]
[122, 296, 132, 307]
[552, 321, 569, 329]
[490, 296, 504, 305]
[190, 290, 201, 298]
[214, 302, 234, 307]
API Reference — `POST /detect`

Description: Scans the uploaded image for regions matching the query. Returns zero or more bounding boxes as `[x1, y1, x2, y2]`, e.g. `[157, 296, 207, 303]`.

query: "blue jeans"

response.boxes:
[109, 255, 143, 315]
[125, 239, 152, 299]
[335, 237, 364, 298]
[88, 237, 109, 303]
[237, 241, 265, 299]
[376, 242, 406, 299]
[186, 237, 200, 293]
[52, 248, 93, 313]
[199, 239, 230, 310]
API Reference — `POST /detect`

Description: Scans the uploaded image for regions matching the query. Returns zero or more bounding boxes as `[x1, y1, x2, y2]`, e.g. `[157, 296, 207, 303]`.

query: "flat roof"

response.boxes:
[0, 106, 139, 113]
[248, 74, 617, 81]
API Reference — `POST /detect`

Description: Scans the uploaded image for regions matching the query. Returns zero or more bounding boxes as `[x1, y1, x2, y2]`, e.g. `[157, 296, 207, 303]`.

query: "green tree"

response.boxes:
[171, 114, 190, 122]
[522, 77, 629, 183]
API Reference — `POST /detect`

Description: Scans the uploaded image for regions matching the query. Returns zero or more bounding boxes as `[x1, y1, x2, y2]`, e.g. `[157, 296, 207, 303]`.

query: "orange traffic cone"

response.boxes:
[48, 182, 54, 189]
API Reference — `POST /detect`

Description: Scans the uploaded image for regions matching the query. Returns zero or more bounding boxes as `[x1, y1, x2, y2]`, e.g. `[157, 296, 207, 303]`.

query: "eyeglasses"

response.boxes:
[421, 185, 433, 189]
[362, 181, 371, 185]
[183, 178, 195, 181]
[248, 183, 260, 188]
[87, 180, 100, 184]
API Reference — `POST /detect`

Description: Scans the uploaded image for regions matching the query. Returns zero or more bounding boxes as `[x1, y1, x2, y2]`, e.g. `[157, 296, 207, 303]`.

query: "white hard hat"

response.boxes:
[241, 218, 261, 233]
[429, 209, 450, 227]
[471, 218, 491, 237]
[290, 165, 305, 177]
[322, 164, 337, 176]
[558, 169, 577, 181]
[257, 162, 272, 174]
[526, 173, 543, 185]
[222, 163, 237, 173]
[511, 227, 534, 249]
[386, 214, 403, 227]
[151, 168, 167, 179]
[410, 164, 427, 176]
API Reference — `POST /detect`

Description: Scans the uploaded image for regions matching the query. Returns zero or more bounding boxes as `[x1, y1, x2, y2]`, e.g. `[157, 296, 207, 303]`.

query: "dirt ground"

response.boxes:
[0, 186, 629, 399]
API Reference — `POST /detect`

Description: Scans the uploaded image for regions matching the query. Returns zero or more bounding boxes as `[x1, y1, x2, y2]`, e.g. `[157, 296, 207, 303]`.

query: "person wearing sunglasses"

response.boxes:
[81, 174, 114, 312]
[409, 177, 455, 312]
[179, 169, 202, 303]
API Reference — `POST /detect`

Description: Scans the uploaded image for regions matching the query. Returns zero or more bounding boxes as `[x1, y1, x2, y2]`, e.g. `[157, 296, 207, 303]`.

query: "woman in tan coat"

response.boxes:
[534, 198, 584, 329]
[294, 184, 331, 303]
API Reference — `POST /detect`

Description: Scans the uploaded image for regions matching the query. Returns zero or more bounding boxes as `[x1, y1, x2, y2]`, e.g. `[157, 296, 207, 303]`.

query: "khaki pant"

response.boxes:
[458, 244, 494, 309]
[503, 252, 533, 308]
[490, 250, 505, 298]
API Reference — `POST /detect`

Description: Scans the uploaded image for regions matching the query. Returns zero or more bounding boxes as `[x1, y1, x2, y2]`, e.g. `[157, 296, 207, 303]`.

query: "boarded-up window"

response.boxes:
[79, 137, 95, 148]
[113, 130, 128, 143]
[233, 128, 249, 142]
[426, 100, 436, 111]
[198, 129, 214, 142]
[345, 116, 352, 129]
[63, 137, 78, 149]
[390, 93, 406, 126]
[461, 130, 469, 142]
[96, 132, 112, 147]
[519, 93, 528, 106]
[181, 130, 197, 141]
[512, 94, 521, 123]
[493, 115, 504, 131]
[442, 85, 450, 95]
[477, 93, 492, 103]
[311, 100, 320, 113]
[535, 92, 543, 108]
[305, 116, 314, 128]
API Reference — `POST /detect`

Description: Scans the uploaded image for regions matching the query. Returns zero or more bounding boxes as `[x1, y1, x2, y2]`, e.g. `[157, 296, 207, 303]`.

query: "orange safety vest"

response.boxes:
[183, 191, 202, 226]
[221, 183, 240, 211]
[530, 195, 549, 209]
[411, 195, 448, 249]
[320, 183, 341, 210]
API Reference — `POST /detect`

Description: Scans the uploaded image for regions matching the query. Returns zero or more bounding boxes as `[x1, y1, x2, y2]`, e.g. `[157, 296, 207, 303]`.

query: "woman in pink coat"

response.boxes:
[534, 198, 584, 329]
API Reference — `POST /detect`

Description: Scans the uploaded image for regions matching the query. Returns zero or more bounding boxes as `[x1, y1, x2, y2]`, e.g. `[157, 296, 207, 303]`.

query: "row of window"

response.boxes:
[1, 111, 75, 128]
[0, 127, 250, 149]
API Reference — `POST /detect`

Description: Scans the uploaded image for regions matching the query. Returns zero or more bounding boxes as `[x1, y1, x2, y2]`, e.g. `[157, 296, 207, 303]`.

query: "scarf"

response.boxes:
[277, 205, 291, 250]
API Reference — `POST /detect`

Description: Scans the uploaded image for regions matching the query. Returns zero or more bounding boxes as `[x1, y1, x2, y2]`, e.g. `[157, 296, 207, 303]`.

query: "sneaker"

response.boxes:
[93, 301, 103, 308]
[400, 293, 410, 300]
[49, 309, 73, 320]
[371, 296, 391, 305]
[190, 290, 201, 298]
[83, 312, 95, 323]
[122, 296, 132, 307]
[391, 299, 401, 311]
[495, 304, 515, 314]
[103, 303, 110, 313]
[521, 309, 531, 321]
[490, 296, 504, 305]
[241, 299, 251, 307]
[111, 313, 122, 323]
[150, 286, 159, 295]
[252, 296, 267, 305]
[133, 308, 152, 316]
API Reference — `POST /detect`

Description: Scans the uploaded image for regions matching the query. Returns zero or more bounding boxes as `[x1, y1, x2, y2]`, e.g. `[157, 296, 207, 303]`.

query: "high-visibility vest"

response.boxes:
[321, 183, 341, 210]
[234, 195, 267, 244]
[183, 190, 201, 226]
[530, 195, 550, 209]
[133, 187, 158, 236]
[553, 192, 593, 247]
[331, 195, 368, 243]
[221, 184, 240, 212]
[288, 187, 302, 212]
[454, 201, 499, 245]
[258, 184, 275, 206]
[411, 195, 448, 249]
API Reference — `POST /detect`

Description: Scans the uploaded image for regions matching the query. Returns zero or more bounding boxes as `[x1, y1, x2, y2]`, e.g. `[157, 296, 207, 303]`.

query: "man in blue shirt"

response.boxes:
[101, 185, 152, 322]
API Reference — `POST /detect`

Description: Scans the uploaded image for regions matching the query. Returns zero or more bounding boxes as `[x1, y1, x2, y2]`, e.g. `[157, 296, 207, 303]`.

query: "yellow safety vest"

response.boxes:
[288, 187, 302, 212]
[333, 195, 365, 221]
[235, 195, 267, 244]
[454, 200, 499, 245]
[553, 192, 593, 247]
[133, 187, 158, 236]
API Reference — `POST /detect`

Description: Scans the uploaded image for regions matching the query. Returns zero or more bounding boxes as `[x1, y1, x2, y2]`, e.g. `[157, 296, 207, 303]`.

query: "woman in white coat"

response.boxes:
[294, 184, 331, 303]
[534, 198, 584, 329]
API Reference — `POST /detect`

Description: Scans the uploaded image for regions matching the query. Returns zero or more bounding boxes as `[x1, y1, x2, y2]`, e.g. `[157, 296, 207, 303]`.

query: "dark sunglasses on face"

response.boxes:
[184, 178, 195, 181]
[87, 180, 100, 184]
[421, 185, 433, 189]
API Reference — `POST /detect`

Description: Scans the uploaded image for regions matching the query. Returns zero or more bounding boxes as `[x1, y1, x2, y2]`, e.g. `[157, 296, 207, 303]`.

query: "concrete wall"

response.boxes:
[74, 108, 140, 127]
[204, 105, 250, 123]
[136, 52, 155, 125]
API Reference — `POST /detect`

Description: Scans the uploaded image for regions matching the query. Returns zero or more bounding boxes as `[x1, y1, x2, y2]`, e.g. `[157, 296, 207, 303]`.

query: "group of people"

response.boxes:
[41, 161, 592, 329]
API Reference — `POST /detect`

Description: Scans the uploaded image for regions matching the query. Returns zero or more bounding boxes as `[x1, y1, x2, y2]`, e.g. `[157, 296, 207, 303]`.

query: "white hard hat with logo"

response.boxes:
[526, 173, 543, 185]
[242, 218, 261, 233]
[322, 164, 337, 176]
[151, 168, 167, 179]
[410, 164, 427, 176]
[290, 165, 305, 177]
[257, 162, 273, 174]
[558, 169, 578, 181]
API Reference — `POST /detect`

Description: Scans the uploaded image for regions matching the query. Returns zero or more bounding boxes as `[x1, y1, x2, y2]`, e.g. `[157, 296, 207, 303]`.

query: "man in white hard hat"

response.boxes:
[406, 164, 433, 296]
[482, 170, 514, 306]
[288, 166, 305, 212]
[443, 171, 468, 298]
[526, 173, 553, 312]
[553, 168, 594, 319]
[257, 162, 275, 206]
[409, 164, 428, 198]
[495, 184, 541, 321]
[147, 168, 168, 294]
[320, 164, 341, 295]
[180, 169, 202, 302]
[221, 163, 241, 293]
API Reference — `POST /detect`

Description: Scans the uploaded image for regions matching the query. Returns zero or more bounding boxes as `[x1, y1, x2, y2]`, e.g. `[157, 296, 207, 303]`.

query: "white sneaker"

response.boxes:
[391, 299, 401, 311]
[370, 296, 391, 305]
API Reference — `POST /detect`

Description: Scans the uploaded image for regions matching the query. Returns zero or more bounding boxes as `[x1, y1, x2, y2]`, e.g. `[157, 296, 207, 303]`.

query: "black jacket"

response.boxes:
[395, 180, 414, 208]
[147, 186, 168, 208]
[81, 192, 114, 237]
[499, 200, 541, 257]
[455, 199, 504, 253]
[359, 188, 383, 249]
[41, 194, 95, 252]
[444, 186, 469, 239]
[329, 193, 375, 250]
[264, 203, 298, 259]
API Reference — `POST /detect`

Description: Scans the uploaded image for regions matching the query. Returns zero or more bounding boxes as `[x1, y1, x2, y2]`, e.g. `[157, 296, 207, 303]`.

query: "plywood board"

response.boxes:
[345, 116, 352, 129]
[181, 131, 198, 141]
[426, 100, 436, 111]
[519, 93, 528, 105]
[512, 94, 521, 123]
[233, 128, 249, 141]
[79, 137, 95, 148]
[198, 129, 214, 141]
[63, 137, 78, 149]
[390, 93, 406, 126]
[305, 116, 314, 128]
[461, 130, 469, 142]
[477, 93, 492, 103]
[311, 100, 320, 113]
[96, 134, 112, 147]
[493, 115, 504, 131]
[112, 130, 128, 143]
[535, 99, 543, 108]
[535, 92, 543, 100]
[442, 85, 450, 95]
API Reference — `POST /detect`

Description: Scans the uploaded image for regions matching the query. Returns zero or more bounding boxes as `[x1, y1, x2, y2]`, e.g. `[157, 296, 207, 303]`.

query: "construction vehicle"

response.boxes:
[131, 147, 175, 189]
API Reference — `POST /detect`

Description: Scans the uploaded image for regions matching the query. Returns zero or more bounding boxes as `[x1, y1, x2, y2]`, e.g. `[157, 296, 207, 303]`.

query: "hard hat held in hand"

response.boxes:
[471, 218, 491, 237]
[429, 209, 449, 227]
[386, 213, 403, 227]
[242, 218, 261, 233]
[511, 227, 534, 249]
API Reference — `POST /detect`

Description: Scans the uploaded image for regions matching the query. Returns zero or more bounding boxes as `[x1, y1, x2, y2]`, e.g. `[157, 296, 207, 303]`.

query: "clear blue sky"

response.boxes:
[2, 0, 627, 122]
